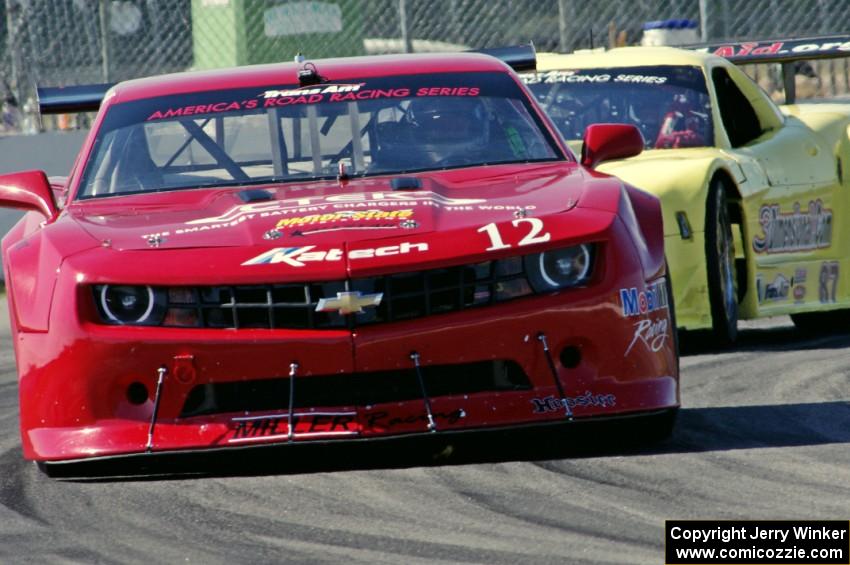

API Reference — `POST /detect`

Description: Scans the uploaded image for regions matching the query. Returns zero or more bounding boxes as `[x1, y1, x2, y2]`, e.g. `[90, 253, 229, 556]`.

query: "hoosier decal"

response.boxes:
[531, 392, 617, 414]
[620, 280, 669, 317]
[752, 200, 832, 254]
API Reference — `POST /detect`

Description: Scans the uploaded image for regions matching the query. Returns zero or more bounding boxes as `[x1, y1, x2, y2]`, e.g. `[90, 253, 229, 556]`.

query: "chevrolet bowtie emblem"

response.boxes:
[315, 291, 383, 315]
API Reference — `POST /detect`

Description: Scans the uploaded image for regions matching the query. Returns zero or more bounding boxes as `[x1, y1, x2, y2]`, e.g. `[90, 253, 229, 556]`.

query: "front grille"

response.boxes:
[180, 360, 531, 417]
[159, 259, 532, 329]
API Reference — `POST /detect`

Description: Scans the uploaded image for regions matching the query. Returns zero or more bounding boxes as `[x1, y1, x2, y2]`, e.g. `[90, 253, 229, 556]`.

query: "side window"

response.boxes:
[712, 67, 762, 147]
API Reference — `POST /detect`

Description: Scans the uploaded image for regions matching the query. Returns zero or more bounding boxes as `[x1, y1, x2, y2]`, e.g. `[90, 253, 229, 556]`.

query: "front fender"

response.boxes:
[3, 213, 99, 332]
[596, 150, 745, 331]
[597, 149, 738, 236]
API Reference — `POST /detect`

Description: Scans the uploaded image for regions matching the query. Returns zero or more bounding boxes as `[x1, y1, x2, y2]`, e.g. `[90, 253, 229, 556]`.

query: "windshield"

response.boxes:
[522, 66, 713, 149]
[77, 71, 561, 198]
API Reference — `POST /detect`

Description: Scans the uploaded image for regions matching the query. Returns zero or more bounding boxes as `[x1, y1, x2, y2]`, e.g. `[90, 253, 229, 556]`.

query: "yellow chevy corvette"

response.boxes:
[521, 37, 850, 343]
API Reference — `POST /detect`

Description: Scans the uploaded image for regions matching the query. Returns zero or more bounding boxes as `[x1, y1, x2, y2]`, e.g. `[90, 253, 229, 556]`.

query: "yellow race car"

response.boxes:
[521, 37, 850, 343]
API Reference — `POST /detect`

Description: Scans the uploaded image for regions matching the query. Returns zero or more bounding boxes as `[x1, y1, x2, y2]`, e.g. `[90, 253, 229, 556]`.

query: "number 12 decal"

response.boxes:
[477, 218, 551, 251]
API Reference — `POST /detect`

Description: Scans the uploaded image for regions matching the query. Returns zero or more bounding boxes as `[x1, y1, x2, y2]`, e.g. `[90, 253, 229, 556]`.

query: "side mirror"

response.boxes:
[580, 124, 644, 169]
[0, 170, 59, 220]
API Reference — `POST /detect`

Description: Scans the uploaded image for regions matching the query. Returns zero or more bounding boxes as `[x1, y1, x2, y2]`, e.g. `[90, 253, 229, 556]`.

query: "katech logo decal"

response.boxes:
[243, 242, 428, 267]
[620, 280, 669, 317]
[752, 200, 832, 254]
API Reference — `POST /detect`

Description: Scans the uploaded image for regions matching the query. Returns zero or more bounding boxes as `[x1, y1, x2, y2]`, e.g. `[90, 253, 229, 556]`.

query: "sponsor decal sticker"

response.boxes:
[757, 273, 790, 303]
[261, 84, 479, 107]
[624, 316, 669, 356]
[793, 268, 807, 302]
[521, 70, 667, 85]
[275, 209, 413, 234]
[752, 200, 832, 254]
[531, 392, 617, 414]
[187, 191, 485, 226]
[228, 411, 358, 442]
[620, 279, 669, 317]
[364, 409, 466, 429]
[819, 261, 839, 303]
[242, 242, 428, 267]
[700, 38, 850, 59]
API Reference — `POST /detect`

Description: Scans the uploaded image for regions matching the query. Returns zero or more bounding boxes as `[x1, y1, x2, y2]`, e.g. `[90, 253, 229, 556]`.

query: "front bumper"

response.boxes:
[16, 227, 678, 462]
[665, 230, 712, 331]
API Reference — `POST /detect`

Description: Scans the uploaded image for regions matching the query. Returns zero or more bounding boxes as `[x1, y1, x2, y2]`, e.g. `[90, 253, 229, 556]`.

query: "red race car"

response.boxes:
[0, 47, 678, 473]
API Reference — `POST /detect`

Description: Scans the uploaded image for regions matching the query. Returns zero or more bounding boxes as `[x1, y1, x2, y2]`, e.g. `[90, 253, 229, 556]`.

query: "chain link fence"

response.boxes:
[1, 0, 850, 133]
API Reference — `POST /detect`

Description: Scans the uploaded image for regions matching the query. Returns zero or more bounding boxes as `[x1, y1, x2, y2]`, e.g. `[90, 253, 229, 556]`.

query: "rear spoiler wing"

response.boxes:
[37, 83, 113, 114]
[35, 44, 535, 115]
[472, 43, 536, 72]
[689, 35, 850, 104]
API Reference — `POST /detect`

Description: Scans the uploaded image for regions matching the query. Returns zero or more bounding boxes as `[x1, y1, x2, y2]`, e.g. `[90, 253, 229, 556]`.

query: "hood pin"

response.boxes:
[399, 219, 419, 229]
[264, 229, 282, 240]
[146, 234, 164, 247]
[513, 208, 529, 219]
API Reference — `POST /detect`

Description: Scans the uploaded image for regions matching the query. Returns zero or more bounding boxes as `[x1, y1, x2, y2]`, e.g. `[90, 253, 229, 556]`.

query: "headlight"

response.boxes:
[524, 244, 593, 293]
[95, 285, 166, 325]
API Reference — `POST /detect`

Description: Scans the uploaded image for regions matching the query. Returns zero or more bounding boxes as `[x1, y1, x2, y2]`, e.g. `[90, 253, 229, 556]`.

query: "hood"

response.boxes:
[67, 164, 585, 252]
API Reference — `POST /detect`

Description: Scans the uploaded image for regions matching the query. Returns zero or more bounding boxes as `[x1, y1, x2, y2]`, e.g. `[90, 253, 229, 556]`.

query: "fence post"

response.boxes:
[699, 0, 708, 41]
[557, 0, 569, 52]
[99, 0, 111, 81]
[398, 0, 413, 53]
[4, 0, 22, 105]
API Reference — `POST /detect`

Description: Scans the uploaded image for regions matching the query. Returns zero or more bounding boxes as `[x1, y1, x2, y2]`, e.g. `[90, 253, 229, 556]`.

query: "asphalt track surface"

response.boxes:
[0, 295, 848, 565]
[0, 133, 848, 564]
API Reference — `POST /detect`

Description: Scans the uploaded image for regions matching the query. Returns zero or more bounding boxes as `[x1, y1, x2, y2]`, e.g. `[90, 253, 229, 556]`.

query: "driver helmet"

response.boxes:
[404, 97, 491, 164]
[655, 92, 708, 148]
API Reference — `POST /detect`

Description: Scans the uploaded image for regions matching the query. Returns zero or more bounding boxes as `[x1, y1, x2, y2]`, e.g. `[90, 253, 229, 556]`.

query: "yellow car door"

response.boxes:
[711, 64, 841, 314]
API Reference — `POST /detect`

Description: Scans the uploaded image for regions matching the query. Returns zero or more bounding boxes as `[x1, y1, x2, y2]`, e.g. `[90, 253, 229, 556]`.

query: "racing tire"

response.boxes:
[705, 177, 739, 345]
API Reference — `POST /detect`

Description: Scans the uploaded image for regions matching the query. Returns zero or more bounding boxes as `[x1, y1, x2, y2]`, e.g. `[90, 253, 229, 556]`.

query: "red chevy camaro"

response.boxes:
[0, 48, 678, 474]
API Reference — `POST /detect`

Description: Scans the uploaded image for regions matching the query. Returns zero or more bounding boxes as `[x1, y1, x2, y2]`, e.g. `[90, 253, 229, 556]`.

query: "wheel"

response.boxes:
[705, 177, 738, 345]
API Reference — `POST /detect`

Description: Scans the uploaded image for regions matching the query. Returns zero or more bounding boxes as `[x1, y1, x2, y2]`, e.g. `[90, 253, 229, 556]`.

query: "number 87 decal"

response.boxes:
[477, 218, 551, 251]
[819, 261, 839, 303]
